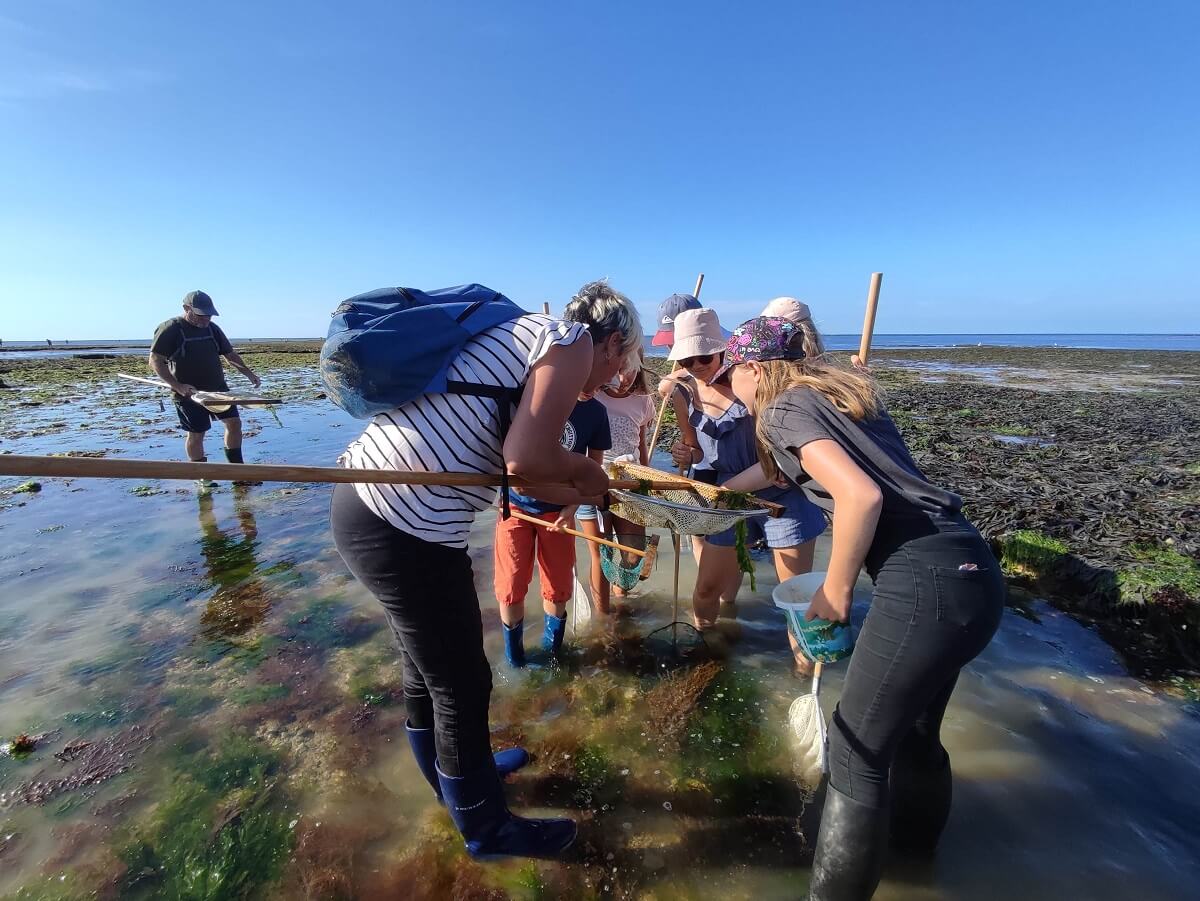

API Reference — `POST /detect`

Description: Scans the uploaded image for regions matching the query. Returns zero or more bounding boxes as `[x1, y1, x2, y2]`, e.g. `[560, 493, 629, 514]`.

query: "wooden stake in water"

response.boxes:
[858, 273, 883, 365]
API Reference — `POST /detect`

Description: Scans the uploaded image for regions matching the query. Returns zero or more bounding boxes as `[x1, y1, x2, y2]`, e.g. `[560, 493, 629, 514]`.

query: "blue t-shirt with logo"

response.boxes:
[508, 397, 612, 515]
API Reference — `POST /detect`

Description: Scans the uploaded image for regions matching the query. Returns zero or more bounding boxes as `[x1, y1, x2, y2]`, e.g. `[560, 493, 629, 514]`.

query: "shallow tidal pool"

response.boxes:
[1, 378, 1199, 900]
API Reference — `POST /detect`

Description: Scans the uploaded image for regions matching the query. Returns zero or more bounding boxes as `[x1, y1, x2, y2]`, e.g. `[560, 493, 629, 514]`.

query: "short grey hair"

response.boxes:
[563, 279, 643, 357]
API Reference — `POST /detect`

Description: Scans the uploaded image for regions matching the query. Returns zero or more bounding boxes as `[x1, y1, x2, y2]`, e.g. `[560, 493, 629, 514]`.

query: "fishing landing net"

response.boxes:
[599, 533, 659, 592]
[605, 461, 775, 655]
[788, 662, 828, 788]
[606, 461, 774, 536]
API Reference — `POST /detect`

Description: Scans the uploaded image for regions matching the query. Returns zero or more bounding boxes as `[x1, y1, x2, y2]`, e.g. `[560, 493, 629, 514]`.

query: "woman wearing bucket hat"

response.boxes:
[717, 316, 1005, 900]
[658, 308, 827, 640]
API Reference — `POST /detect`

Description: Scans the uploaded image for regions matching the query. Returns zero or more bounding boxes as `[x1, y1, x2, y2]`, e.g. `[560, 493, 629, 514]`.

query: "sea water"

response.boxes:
[1, 369, 1198, 899]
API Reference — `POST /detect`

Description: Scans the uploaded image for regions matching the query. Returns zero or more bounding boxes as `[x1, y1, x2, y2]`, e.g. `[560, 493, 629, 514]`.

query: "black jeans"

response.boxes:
[828, 519, 1005, 807]
[330, 483, 493, 777]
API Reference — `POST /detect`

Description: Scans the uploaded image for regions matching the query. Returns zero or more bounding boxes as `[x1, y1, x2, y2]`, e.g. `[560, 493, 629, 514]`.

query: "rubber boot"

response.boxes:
[889, 744, 952, 857]
[226, 445, 262, 485]
[405, 721, 531, 803]
[503, 620, 526, 668]
[194, 456, 217, 490]
[541, 613, 567, 655]
[808, 785, 889, 901]
[437, 761, 577, 860]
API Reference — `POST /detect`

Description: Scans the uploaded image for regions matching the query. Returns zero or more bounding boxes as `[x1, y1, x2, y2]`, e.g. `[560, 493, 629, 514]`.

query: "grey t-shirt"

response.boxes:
[761, 388, 961, 522]
[150, 317, 233, 391]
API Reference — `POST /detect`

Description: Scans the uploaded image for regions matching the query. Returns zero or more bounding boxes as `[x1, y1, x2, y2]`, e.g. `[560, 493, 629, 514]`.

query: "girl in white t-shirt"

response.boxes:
[578, 349, 655, 613]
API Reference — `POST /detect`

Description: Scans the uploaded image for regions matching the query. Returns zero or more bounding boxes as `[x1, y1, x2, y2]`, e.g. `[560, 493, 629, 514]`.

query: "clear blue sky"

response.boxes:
[2, 0, 1198, 340]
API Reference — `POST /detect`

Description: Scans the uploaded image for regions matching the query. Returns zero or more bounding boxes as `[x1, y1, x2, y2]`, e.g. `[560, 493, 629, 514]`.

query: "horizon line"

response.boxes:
[2, 331, 1200, 344]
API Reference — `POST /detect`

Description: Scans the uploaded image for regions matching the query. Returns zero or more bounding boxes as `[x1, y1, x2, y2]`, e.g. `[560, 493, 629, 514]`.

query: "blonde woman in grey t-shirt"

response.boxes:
[716, 316, 1005, 901]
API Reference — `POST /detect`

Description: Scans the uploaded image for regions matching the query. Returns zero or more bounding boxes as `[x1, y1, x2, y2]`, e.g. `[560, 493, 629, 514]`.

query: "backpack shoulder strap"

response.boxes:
[444, 381, 525, 519]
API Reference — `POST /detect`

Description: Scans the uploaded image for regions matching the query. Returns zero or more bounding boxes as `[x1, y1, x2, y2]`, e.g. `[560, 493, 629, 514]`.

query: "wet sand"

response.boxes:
[1, 346, 1198, 899]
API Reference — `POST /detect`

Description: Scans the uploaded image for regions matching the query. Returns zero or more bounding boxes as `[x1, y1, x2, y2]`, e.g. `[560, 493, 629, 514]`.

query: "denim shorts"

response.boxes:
[706, 489, 827, 549]
[575, 505, 602, 523]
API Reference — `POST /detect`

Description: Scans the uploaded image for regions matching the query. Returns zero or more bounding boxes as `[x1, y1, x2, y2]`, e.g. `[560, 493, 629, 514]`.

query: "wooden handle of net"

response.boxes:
[0, 454, 694, 492]
[507, 509, 647, 557]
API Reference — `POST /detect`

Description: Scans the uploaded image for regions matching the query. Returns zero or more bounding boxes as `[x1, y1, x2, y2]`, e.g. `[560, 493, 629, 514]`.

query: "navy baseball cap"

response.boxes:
[183, 290, 219, 316]
[651, 293, 702, 347]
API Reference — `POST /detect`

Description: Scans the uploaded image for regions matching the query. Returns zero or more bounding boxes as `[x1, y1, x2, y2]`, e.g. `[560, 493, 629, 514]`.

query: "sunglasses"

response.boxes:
[679, 354, 715, 369]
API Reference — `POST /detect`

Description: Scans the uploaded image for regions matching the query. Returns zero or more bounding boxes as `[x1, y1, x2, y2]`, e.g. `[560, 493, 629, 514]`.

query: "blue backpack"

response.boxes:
[320, 284, 527, 419]
[320, 283, 529, 517]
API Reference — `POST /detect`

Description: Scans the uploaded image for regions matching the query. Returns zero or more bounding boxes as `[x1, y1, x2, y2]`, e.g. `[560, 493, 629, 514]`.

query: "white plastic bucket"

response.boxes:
[772, 571, 855, 662]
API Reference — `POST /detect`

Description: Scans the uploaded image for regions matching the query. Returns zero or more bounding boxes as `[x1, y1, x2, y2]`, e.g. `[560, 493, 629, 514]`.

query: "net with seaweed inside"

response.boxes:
[607, 461, 772, 537]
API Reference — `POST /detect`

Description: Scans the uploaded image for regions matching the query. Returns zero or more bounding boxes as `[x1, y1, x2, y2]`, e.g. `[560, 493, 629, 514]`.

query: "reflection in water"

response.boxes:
[197, 487, 269, 638]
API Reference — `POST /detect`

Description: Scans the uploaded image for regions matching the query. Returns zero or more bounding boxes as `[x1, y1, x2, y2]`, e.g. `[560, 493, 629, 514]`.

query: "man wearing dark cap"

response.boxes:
[650, 293, 702, 348]
[149, 290, 261, 486]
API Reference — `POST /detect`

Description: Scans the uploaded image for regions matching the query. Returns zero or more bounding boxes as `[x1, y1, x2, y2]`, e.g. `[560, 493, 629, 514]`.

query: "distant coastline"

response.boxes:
[3, 333, 1199, 355]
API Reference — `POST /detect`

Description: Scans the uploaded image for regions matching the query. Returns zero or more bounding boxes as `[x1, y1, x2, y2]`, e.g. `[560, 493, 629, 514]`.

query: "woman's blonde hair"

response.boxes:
[753, 358, 883, 481]
[604, 347, 652, 396]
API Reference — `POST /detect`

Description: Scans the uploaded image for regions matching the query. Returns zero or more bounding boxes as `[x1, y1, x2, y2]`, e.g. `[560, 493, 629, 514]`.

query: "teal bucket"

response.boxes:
[772, 572, 855, 664]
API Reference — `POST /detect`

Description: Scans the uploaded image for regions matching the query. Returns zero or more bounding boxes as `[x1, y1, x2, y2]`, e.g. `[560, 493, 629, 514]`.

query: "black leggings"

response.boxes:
[829, 521, 1005, 807]
[330, 483, 493, 777]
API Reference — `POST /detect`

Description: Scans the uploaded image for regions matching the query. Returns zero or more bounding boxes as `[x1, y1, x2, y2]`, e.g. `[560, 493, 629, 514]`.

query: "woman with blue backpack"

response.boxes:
[328, 280, 641, 861]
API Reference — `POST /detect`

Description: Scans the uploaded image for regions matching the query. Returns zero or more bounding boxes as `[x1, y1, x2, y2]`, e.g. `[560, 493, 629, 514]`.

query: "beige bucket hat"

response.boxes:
[667, 308, 726, 361]
[760, 297, 812, 323]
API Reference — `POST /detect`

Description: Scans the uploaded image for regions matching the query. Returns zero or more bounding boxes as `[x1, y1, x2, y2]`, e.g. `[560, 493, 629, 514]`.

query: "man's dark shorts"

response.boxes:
[173, 396, 239, 433]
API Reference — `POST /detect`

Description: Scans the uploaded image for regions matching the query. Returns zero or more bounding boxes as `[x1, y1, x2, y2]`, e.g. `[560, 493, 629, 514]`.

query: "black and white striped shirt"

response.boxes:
[338, 314, 588, 547]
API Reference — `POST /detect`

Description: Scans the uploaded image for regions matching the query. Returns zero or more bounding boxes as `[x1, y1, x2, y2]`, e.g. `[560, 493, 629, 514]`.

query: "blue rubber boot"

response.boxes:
[541, 613, 567, 655]
[437, 760, 577, 860]
[503, 621, 526, 668]
[405, 721, 530, 802]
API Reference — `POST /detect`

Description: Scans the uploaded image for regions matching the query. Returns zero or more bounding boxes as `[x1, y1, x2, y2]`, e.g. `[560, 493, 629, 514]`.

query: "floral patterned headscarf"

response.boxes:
[713, 316, 806, 382]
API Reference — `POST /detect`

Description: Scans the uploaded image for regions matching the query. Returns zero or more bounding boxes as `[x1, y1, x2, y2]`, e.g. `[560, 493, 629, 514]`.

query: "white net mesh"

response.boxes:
[788, 691, 828, 788]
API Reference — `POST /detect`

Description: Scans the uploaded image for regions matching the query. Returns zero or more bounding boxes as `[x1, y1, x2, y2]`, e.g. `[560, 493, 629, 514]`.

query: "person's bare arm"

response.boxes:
[549, 447, 605, 530]
[149, 353, 194, 397]
[797, 439, 882, 622]
[505, 337, 607, 504]
[223, 350, 261, 388]
[722, 462, 773, 493]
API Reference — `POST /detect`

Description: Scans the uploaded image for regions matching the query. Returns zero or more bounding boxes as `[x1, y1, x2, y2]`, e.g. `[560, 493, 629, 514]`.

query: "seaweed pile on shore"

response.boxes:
[878, 359, 1200, 680]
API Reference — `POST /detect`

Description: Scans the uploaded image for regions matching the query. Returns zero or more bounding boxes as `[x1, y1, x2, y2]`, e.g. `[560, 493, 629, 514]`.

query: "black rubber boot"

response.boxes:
[808, 785, 889, 901]
[404, 721, 530, 803]
[437, 760, 577, 860]
[889, 743, 952, 857]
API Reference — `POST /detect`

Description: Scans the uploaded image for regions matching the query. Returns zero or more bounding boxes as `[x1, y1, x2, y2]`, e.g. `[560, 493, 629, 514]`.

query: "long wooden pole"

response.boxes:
[858, 272, 883, 365]
[648, 272, 705, 454]
[0, 454, 695, 491]
[508, 509, 647, 557]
